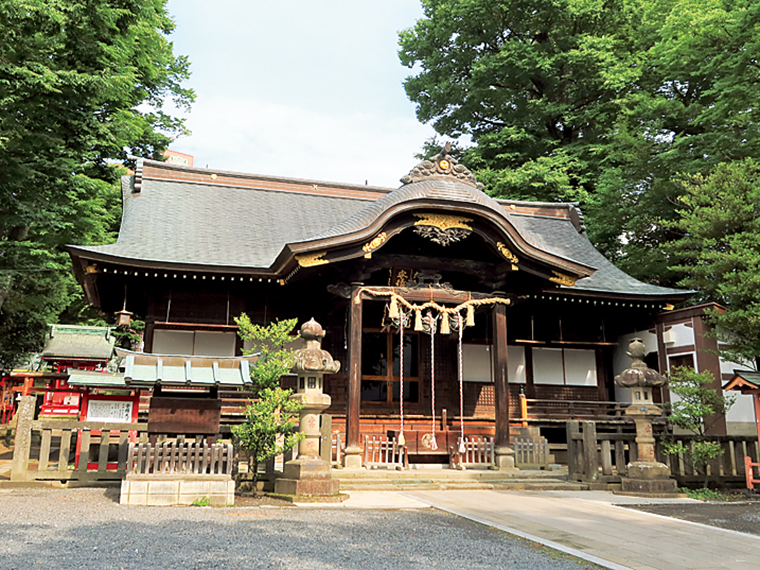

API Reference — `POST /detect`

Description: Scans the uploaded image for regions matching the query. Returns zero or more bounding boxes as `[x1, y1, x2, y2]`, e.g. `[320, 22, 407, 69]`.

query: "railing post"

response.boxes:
[10, 396, 35, 482]
[581, 421, 599, 483]
[566, 420, 580, 480]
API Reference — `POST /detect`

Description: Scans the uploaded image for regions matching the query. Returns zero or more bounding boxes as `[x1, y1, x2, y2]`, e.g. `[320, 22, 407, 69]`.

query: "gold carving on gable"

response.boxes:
[413, 213, 473, 231]
[495, 242, 519, 264]
[296, 252, 329, 268]
[363, 232, 387, 258]
[549, 270, 577, 287]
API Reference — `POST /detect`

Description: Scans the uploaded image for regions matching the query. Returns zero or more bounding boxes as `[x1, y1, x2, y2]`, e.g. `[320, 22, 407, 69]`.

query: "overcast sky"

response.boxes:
[164, 1, 437, 188]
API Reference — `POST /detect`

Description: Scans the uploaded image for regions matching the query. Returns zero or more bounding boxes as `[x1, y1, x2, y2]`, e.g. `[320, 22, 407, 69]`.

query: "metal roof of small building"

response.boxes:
[42, 325, 115, 360]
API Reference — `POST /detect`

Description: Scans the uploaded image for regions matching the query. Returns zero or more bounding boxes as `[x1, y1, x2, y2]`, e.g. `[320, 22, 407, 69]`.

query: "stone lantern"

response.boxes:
[615, 338, 679, 495]
[273, 318, 345, 501]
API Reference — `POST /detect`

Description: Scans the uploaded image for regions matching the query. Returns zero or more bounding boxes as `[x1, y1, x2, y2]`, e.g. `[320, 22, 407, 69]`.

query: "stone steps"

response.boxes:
[337, 479, 587, 491]
[333, 466, 587, 491]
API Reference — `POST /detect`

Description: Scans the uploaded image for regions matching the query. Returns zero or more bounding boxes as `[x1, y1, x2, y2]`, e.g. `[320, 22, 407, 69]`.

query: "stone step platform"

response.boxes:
[334, 466, 588, 491]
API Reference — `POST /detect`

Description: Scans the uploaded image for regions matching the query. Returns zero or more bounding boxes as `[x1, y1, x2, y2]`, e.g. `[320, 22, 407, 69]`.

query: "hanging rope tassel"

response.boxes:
[414, 309, 423, 331]
[398, 311, 405, 447]
[440, 312, 450, 334]
[429, 312, 438, 451]
[458, 312, 466, 455]
[388, 296, 399, 320]
[466, 304, 475, 327]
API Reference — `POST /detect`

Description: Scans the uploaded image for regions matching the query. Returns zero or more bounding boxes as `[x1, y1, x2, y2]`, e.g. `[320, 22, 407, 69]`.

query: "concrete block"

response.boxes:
[128, 479, 148, 495]
[147, 480, 179, 495]
[146, 493, 179, 506]
[179, 480, 211, 495]
[126, 493, 148, 506]
[177, 494, 200, 506]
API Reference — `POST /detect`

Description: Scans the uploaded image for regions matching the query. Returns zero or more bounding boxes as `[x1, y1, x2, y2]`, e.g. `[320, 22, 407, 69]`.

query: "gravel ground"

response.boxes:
[0, 487, 603, 570]
[625, 502, 760, 536]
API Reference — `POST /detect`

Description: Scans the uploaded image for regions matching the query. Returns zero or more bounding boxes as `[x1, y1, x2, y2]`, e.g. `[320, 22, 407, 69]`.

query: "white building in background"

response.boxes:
[614, 302, 756, 436]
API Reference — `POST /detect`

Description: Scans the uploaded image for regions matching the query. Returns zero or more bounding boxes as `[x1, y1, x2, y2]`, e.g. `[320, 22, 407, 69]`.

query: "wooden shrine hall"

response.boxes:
[67, 147, 690, 467]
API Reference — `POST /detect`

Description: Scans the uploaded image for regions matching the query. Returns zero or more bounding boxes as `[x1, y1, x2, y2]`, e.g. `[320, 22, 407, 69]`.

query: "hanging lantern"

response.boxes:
[115, 308, 133, 327]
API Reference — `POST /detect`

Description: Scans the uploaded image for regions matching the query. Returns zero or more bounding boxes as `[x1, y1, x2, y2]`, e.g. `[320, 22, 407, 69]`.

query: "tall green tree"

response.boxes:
[0, 0, 193, 369]
[232, 316, 303, 491]
[669, 159, 760, 367]
[399, 0, 760, 285]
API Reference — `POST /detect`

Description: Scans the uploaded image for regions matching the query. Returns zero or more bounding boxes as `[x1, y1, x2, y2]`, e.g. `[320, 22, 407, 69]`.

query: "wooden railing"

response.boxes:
[363, 435, 408, 469]
[745, 456, 760, 490]
[567, 421, 637, 485]
[528, 399, 634, 421]
[12, 419, 147, 483]
[513, 436, 550, 468]
[127, 440, 234, 475]
[458, 436, 495, 467]
[567, 420, 760, 487]
[655, 434, 760, 486]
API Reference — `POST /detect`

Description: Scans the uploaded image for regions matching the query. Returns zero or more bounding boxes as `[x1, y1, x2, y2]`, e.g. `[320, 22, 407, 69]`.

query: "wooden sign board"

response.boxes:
[147, 396, 221, 435]
[86, 399, 133, 423]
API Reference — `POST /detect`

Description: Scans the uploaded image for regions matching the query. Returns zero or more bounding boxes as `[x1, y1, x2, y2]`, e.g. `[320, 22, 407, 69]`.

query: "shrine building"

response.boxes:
[67, 149, 695, 465]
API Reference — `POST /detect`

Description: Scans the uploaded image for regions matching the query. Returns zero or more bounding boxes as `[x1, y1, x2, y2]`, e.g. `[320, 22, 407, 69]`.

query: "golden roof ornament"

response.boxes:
[400, 142, 484, 189]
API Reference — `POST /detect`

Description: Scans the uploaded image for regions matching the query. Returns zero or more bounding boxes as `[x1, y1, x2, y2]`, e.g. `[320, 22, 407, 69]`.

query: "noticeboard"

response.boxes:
[86, 399, 134, 423]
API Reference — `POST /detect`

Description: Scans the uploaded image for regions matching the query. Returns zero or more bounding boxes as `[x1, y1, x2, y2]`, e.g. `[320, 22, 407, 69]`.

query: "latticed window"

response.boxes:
[361, 330, 419, 404]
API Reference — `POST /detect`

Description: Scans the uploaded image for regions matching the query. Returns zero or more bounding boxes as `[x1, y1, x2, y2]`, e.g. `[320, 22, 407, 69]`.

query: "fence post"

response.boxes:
[10, 396, 35, 482]
[581, 421, 599, 483]
[566, 421, 580, 480]
[319, 414, 332, 463]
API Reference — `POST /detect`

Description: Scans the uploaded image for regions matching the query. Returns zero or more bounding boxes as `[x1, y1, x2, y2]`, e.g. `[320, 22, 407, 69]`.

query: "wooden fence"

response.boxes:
[513, 436, 550, 468]
[12, 419, 148, 483]
[567, 420, 760, 487]
[457, 436, 495, 467]
[363, 435, 408, 469]
[567, 421, 637, 485]
[656, 434, 760, 486]
[127, 440, 234, 475]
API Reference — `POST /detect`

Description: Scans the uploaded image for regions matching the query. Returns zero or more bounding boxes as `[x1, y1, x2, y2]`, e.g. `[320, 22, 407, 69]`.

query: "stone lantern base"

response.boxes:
[271, 457, 347, 503]
[618, 461, 683, 497]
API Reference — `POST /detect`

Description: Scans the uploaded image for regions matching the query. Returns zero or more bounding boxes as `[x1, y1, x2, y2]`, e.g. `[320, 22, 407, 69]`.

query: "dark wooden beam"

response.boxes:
[492, 303, 510, 449]
[370, 254, 498, 281]
[344, 283, 364, 467]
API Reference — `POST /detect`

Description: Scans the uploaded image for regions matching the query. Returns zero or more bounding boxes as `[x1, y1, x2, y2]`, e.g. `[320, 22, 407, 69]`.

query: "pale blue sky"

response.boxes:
[164, 1, 437, 187]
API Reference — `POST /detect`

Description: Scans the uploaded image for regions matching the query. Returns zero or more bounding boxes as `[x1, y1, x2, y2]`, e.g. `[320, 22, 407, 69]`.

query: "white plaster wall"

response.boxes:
[666, 322, 695, 349]
[726, 392, 757, 435]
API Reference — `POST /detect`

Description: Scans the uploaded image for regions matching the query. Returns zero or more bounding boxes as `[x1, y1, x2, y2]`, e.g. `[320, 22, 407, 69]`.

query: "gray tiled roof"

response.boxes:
[80, 178, 371, 268]
[42, 325, 115, 360]
[311, 178, 514, 240]
[71, 174, 685, 298]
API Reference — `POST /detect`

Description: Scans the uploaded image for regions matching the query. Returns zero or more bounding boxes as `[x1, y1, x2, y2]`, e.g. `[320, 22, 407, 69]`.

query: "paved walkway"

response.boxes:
[400, 490, 760, 570]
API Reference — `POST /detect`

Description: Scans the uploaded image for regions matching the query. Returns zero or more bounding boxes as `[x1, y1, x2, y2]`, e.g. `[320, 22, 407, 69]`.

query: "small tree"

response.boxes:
[231, 315, 303, 491]
[663, 367, 735, 488]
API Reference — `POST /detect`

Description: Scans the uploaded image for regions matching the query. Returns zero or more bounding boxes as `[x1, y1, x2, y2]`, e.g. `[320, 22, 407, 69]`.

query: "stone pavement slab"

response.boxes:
[404, 490, 760, 570]
[293, 490, 431, 509]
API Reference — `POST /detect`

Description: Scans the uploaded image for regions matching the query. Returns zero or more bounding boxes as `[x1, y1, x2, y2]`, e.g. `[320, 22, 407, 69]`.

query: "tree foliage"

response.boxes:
[0, 0, 193, 368]
[399, 0, 760, 285]
[663, 367, 735, 487]
[669, 159, 760, 366]
[232, 317, 303, 489]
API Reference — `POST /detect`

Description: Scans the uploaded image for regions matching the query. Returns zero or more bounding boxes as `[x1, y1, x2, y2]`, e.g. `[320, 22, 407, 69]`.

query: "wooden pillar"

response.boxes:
[654, 322, 671, 404]
[343, 283, 363, 468]
[693, 315, 728, 435]
[492, 303, 515, 470]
